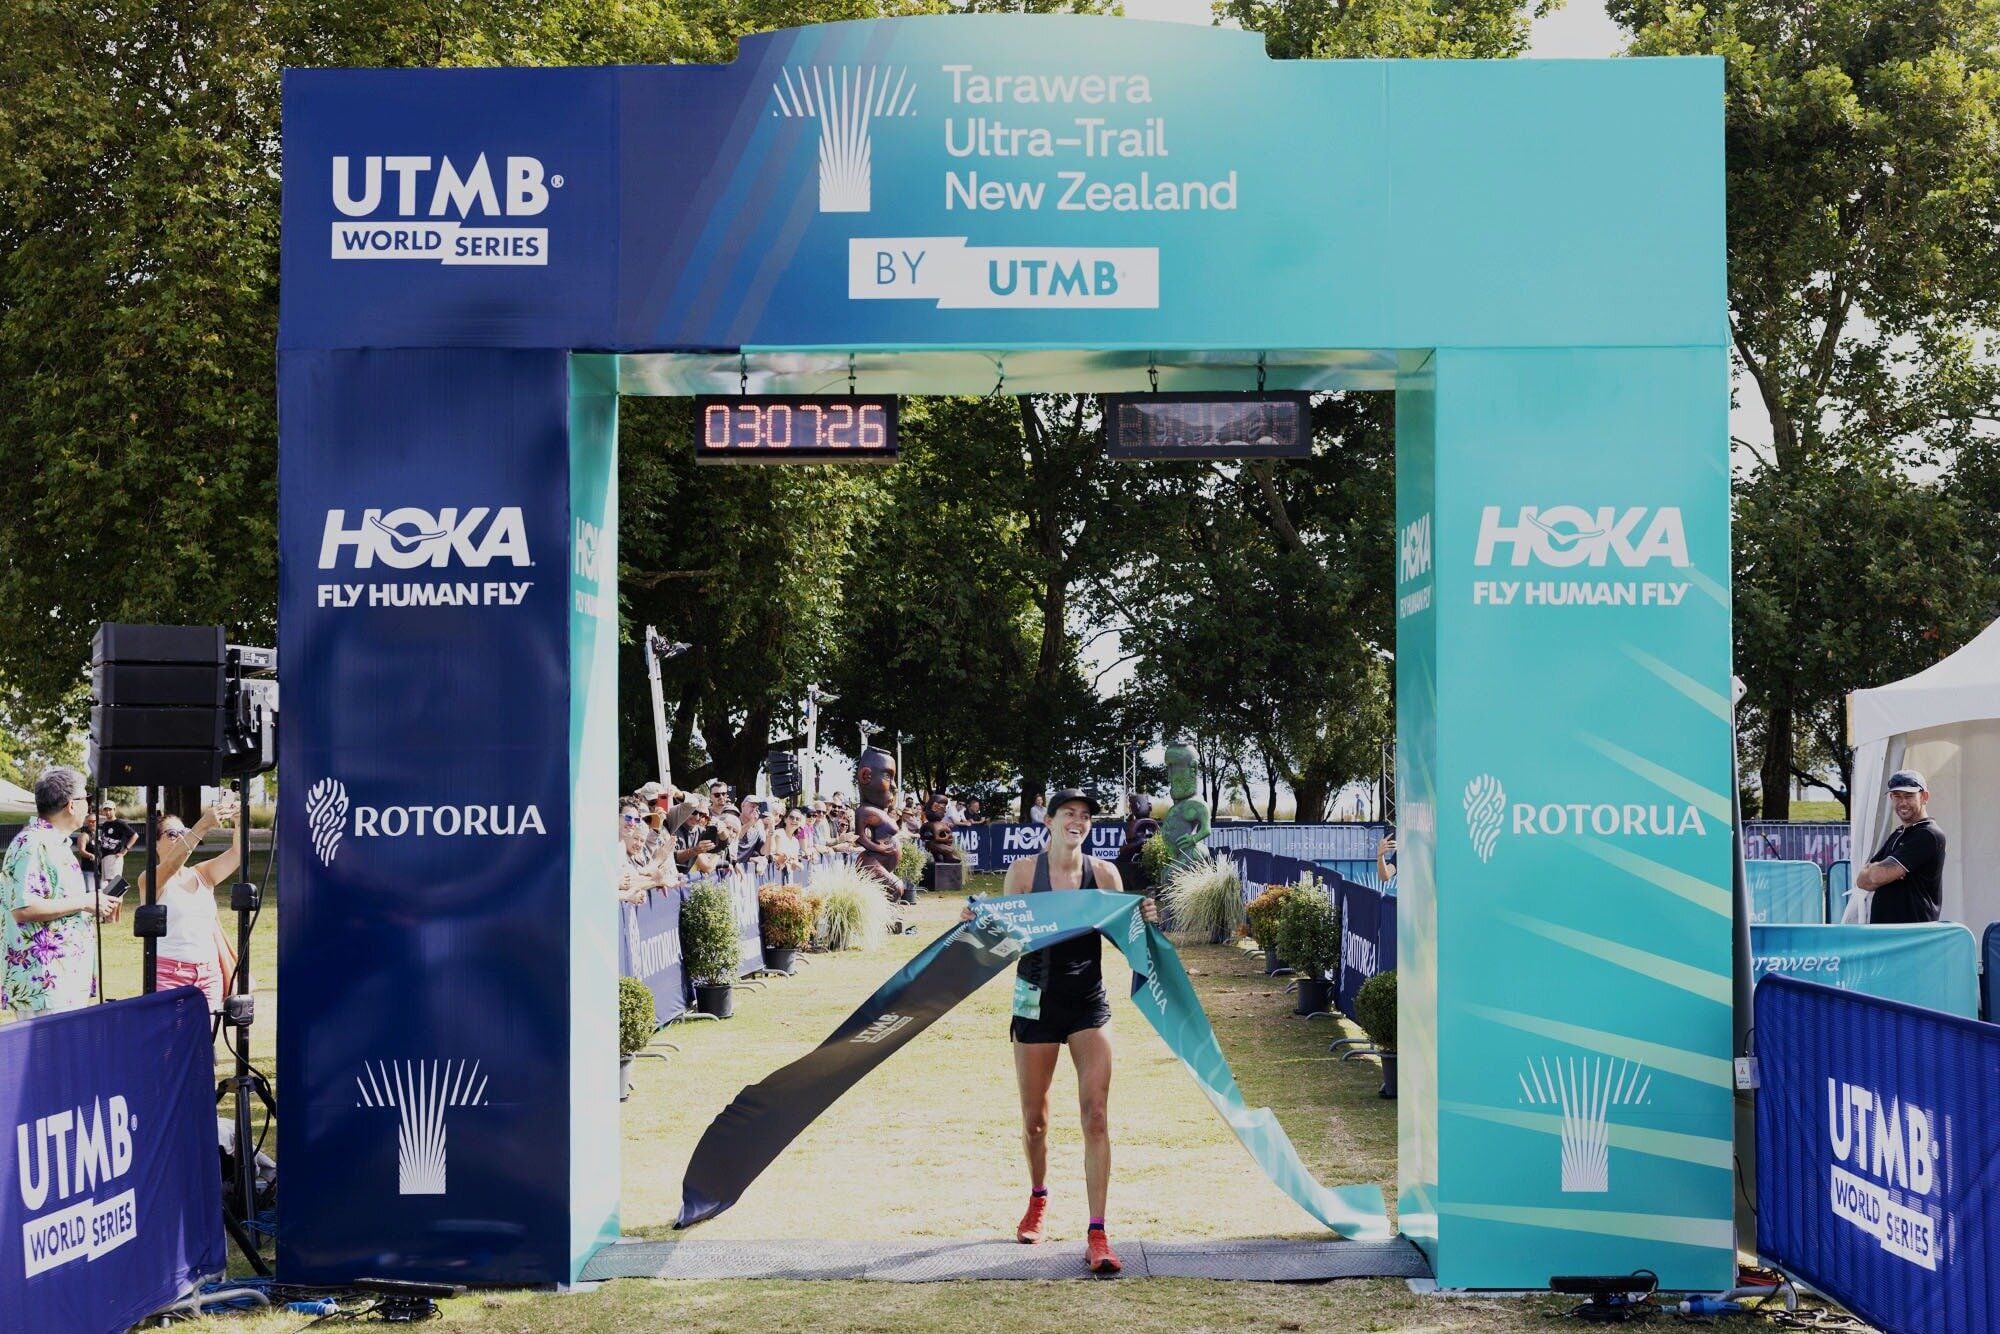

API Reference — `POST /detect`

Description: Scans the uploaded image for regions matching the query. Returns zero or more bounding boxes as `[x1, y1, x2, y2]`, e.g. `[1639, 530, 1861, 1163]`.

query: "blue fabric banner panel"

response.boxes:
[1755, 976, 1993, 1333]
[621, 887, 690, 1023]
[1, 989, 226, 1334]
[1747, 860, 1827, 924]
[1751, 925, 1977, 1018]
[727, 873, 767, 978]
[1336, 878, 1397, 1018]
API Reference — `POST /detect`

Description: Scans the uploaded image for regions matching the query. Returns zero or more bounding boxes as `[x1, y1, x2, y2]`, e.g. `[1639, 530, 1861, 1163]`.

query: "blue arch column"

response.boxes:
[1398, 346, 1735, 1290]
[276, 348, 619, 1283]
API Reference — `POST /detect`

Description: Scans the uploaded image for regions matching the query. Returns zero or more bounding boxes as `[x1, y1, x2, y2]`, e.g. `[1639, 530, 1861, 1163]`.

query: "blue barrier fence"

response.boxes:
[953, 823, 1126, 872]
[1752, 924, 1978, 1017]
[1747, 860, 1828, 925]
[1, 988, 225, 1333]
[620, 887, 690, 1023]
[1742, 820, 1850, 868]
[619, 854, 858, 1018]
[1756, 977, 1989, 1333]
[1334, 878, 1395, 1020]
[1827, 860, 1852, 922]
[1208, 823, 1387, 861]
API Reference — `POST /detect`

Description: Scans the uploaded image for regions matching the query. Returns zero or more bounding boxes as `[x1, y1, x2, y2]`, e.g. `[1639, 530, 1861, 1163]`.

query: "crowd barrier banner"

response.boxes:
[1827, 861, 1852, 923]
[1755, 976, 1994, 1333]
[1208, 823, 1387, 861]
[1336, 877, 1398, 1018]
[1, 988, 226, 1333]
[1747, 860, 1827, 925]
[1317, 858, 1385, 891]
[1751, 924, 1978, 1018]
[1742, 821, 1850, 868]
[619, 887, 690, 1023]
[677, 889, 1390, 1239]
[723, 872, 767, 978]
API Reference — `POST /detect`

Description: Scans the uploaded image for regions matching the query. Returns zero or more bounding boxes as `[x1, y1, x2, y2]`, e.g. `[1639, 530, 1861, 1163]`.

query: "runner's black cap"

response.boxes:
[1045, 788, 1101, 817]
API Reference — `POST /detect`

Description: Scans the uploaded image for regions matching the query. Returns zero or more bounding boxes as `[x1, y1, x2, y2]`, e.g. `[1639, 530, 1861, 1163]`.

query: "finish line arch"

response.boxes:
[276, 15, 1731, 1290]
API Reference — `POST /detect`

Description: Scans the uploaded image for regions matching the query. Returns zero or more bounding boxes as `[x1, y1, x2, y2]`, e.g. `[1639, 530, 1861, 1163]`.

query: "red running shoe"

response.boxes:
[1085, 1229, 1123, 1275]
[1016, 1194, 1048, 1244]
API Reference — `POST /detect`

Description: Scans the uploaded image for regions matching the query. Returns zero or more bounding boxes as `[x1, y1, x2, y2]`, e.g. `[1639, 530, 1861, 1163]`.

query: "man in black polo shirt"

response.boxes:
[1854, 769, 1947, 923]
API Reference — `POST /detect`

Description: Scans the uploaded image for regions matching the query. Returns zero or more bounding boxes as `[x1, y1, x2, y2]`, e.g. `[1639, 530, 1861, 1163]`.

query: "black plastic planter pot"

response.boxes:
[1294, 976, 1333, 1015]
[1379, 1051, 1398, 1099]
[694, 983, 734, 1018]
[765, 947, 797, 974]
[1264, 946, 1288, 976]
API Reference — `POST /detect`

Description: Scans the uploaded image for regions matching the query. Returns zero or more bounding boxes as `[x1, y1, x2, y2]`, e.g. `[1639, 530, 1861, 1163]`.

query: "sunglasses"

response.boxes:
[161, 827, 191, 840]
[621, 814, 644, 824]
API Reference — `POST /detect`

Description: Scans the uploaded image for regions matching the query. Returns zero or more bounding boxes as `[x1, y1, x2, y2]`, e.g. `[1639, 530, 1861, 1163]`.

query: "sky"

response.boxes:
[1116, 0, 1626, 59]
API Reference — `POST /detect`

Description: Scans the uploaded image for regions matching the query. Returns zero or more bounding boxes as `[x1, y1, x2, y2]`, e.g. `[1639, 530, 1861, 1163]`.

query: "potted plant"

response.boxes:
[894, 838, 930, 894]
[618, 976, 655, 1101]
[680, 883, 740, 1018]
[1274, 883, 1339, 1015]
[758, 883, 814, 973]
[1160, 850, 1244, 944]
[1355, 970, 1397, 1098]
[806, 862, 889, 951]
[1245, 882, 1295, 975]
[1136, 833, 1173, 889]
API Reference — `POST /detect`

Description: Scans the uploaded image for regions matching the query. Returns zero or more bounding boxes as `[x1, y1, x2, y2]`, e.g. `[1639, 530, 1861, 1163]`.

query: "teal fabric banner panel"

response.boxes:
[1748, 860, 1827, 925]
[678, 889, 1389, 1237]
[1751, 924, 1978, 1018]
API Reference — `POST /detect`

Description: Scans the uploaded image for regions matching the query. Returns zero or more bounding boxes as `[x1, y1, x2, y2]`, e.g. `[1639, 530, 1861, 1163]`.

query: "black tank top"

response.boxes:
[1015, 852, 1104, 1000]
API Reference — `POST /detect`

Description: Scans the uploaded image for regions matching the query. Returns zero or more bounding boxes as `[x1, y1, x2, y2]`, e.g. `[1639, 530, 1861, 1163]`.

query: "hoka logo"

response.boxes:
[1474, 506, 1688, 569]
[318, 507, 531, 570]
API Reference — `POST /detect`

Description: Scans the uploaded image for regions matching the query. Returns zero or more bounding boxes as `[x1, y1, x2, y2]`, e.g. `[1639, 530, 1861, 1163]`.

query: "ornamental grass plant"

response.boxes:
[1160, 850, 1244, 943]
[809, 862, 890, 951]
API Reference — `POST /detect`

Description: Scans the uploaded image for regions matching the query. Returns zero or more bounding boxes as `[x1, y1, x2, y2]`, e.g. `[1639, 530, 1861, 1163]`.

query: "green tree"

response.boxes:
[1613, 0, 2000, 814]
[1124, 394, 1395, 819]
[1733, 461, 1995, 813]
[1217, 0, 1547, 60]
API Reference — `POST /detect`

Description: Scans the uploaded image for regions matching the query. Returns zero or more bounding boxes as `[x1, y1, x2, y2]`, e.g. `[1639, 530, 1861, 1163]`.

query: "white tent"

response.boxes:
[0, 777, 33, 816]
[1848, 617, 2000, 930]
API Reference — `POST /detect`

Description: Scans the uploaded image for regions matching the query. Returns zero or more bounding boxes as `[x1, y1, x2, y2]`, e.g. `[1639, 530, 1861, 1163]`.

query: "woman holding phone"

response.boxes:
[138, 791, 242, 1012]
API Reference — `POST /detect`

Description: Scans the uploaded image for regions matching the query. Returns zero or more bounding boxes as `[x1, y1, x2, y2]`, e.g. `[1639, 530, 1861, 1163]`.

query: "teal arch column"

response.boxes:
[1398, 347, 1735, 1290]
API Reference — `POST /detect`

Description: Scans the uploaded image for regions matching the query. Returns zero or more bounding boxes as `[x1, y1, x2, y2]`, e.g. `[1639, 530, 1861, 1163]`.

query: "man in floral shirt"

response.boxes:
[3, 767, 117, 1015]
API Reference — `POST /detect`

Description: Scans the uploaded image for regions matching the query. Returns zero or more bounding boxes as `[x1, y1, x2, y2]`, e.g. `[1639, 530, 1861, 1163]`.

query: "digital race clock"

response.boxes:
[1102, 392, 1313, 461]
[694, 395, 899, 464]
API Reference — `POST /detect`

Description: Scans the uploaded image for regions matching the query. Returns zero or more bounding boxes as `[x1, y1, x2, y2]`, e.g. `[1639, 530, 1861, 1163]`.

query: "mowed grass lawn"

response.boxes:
[86, 863, 1806, 1331]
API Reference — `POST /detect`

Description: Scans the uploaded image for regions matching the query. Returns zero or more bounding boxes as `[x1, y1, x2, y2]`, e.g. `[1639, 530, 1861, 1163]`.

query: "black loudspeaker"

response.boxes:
[765, 749, 802, 800]
[89, 624, 227, 786]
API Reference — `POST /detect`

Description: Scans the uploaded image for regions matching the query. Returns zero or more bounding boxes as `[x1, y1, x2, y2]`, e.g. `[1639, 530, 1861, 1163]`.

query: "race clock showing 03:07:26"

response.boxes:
[693, 395, 900, 464]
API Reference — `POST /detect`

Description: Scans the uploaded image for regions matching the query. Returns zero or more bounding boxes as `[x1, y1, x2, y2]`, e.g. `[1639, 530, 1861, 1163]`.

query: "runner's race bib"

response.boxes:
[1011, 976, 1042, 1021]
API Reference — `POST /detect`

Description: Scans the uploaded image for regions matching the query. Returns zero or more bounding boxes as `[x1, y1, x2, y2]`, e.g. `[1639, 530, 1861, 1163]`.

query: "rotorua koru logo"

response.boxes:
[305, 777, 547, 868]
[1463, 772, 1705, 862]
[771, 66, 919, 213]
[330, 153, 560, 266]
